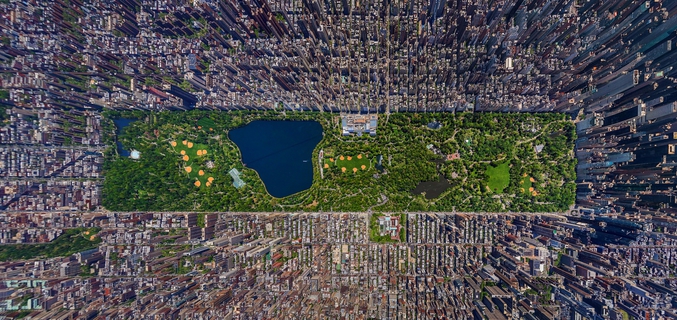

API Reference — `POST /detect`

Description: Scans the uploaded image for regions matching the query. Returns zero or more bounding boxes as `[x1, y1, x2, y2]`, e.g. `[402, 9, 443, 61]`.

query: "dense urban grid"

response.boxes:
[0, 0, 676, 213]
[2, 0, 677, 318]
[2, 211, 676, 319]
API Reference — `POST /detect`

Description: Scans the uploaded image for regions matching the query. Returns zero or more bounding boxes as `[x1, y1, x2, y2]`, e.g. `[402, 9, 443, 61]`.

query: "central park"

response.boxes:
[102, 110, 576, 212]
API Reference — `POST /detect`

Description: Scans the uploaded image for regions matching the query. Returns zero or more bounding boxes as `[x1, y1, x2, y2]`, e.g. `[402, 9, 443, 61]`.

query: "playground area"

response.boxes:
[170, 139, 214, 187]
[325, 154, 371, 173]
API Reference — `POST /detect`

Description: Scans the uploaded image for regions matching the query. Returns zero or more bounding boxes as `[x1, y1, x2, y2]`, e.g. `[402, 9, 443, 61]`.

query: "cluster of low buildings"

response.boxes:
[0, 179, 101, 211]
[0, 147, 102, 179]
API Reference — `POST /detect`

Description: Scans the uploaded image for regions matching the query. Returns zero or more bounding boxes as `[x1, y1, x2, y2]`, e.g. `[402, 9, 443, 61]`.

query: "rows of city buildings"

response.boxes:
[2, 0, 677, 213]
[2, 0, 677, 318]
[0, 211, 676, 319]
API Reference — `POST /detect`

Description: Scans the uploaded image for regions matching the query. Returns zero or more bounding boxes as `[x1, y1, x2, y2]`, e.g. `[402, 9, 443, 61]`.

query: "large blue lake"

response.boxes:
[228, 120, 323, 198]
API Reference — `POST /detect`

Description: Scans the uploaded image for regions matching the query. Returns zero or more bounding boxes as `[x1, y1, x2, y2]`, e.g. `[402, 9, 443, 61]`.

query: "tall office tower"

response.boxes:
[575, 35, 677, 214]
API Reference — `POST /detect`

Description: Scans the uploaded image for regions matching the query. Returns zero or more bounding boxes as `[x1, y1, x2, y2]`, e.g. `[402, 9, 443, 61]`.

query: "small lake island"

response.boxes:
[229, 120, 323, 198]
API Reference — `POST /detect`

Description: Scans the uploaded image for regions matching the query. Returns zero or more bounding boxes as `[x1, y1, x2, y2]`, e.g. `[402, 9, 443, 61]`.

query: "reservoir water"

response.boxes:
[113, 118, 136, 157]
[228, 120, 323, 198]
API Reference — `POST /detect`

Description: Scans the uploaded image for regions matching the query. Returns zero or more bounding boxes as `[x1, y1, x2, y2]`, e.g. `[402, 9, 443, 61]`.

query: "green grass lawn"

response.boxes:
[486, 162, 510, 193]
[171, 140, 213, 187]
[618, 309, 630, 320]
[520, 174, 534, 195]
[197, 118, 216, 132]
[326, 154, 371, 173]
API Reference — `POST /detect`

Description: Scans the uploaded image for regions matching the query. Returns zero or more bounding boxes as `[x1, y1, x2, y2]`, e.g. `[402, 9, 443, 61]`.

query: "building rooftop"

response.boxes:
[229, 168, 246, 189]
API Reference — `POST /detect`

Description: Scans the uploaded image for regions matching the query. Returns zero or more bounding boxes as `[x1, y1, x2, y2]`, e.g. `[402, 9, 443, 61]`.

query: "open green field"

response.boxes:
[102, 110, 576, 212]
[486, 162, 510, 193]
[170, 140, 213, 187]
[326, 153, 371, 173]
[197, 117, 216, 132]
[520, 174, 535, 195]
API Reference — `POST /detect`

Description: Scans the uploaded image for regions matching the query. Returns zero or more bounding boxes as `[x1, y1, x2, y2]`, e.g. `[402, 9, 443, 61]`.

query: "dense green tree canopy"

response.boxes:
[102, 110, 576, 212]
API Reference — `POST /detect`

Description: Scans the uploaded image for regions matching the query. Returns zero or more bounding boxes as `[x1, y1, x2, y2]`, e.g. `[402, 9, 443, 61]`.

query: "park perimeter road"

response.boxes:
[0, 210, 571, 217]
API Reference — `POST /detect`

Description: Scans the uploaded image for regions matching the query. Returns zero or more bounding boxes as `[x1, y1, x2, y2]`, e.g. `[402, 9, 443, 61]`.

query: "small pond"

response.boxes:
[113, 118, 136, 157]
[411, 174, 452, 199]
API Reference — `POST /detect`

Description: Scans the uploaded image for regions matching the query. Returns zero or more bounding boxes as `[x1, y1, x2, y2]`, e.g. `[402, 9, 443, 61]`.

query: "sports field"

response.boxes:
[171, 140, 214, 187]
[325, 154, 371, 173]
[520, 173, 537, 196]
